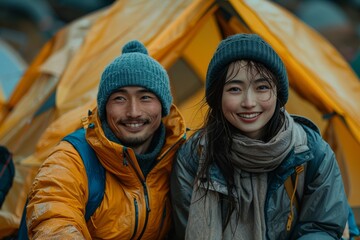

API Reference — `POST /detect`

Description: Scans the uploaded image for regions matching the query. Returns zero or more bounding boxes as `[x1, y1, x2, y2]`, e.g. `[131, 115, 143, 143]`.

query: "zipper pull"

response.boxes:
[286, 214, 293, 231]
[142, 182, 151, 212]
[123, 147, 129, 166]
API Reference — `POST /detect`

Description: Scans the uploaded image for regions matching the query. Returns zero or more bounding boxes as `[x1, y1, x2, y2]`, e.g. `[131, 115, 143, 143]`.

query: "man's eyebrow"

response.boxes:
[115, 88, 127, 93]
[137, 89, 152, 93]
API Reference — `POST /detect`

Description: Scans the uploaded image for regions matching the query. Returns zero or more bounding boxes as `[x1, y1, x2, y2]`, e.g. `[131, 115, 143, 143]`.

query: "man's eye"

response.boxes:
[141, 95, 153, 100]
[114, 96, 125, 101]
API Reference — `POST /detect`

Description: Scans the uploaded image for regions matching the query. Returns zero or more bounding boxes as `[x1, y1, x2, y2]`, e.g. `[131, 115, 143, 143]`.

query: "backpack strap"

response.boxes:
[63, 128, 106, 221]
[18, 128, 105, 239]
[285, 165, 305, 231]
[0, 147, 15, 208]
[18, 199, 29, 240]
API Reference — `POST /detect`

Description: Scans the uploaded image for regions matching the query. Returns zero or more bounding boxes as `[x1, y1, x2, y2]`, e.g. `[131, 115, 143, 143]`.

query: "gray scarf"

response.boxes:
[186, 112, 306, 240]
[229, 111, 294, 173]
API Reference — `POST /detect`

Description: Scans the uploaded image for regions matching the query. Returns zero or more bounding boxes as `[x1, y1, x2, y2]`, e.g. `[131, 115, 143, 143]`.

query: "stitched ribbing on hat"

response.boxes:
[97, 69, 172, 120]
[205, 34, 288, 106]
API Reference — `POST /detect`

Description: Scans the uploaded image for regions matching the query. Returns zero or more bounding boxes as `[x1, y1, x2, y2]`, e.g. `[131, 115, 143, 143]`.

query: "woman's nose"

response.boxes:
[240, 89, 256, 108]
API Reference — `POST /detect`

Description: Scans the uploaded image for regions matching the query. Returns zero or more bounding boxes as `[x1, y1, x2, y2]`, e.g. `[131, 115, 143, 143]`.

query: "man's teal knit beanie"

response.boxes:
[97, 40, 172, 120]
[206, 34, 289, 106]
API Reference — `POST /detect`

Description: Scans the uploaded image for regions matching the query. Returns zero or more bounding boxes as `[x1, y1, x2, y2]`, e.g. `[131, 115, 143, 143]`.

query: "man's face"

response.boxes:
[105, 86, 162, 153]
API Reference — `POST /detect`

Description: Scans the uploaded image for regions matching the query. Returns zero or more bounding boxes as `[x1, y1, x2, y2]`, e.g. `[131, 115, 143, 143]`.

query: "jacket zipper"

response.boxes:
[124, 133, 185, 239]
[154, 202, 167, 240]
[137, 182, 151, 239]
[160, 204, 166, 229]
[123, 149, 151, 239]
[130, 198, 139, 239]
[138, 134, 185, 238]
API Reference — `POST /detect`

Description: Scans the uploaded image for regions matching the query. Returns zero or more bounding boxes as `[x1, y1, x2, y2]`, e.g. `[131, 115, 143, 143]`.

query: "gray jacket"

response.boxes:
[170, 116, 348, 239]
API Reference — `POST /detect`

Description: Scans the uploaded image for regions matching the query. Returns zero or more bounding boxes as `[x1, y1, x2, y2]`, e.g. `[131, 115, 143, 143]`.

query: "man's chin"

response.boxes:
[121, 137, 146, 148]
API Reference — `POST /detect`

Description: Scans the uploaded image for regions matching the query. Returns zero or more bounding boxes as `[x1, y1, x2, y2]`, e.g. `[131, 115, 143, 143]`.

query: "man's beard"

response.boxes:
[121, 136, 149, 149]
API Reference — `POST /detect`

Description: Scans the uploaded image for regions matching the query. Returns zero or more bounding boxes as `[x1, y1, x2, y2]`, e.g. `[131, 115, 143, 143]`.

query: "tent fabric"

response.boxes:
[0, 39, 27, 124]
[0, 39, 27, 101]
[0, 0, 359, 237]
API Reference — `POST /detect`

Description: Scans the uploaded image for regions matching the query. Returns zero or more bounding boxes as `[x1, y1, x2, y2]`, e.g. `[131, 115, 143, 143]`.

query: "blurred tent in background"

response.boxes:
[0, 0, 359, 237]
[0, 0, 64, 64]
[0, 0, 115, 63]
[0, 39, 27, 117]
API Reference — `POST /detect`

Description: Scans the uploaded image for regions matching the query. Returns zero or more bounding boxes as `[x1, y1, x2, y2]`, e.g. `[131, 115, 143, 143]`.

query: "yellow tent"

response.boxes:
[1, 0, 359, 236]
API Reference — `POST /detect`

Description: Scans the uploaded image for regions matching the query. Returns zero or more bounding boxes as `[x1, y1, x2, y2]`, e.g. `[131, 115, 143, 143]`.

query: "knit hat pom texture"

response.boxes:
[122, 40, 148, 55]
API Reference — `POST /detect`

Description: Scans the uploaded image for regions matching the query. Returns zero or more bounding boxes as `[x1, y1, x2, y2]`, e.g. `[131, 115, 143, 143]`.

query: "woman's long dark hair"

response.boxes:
[195, 60, 286, 230]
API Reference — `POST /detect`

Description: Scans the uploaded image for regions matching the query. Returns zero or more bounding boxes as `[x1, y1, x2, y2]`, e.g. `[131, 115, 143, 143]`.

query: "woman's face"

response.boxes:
[221, 61, 277, 139]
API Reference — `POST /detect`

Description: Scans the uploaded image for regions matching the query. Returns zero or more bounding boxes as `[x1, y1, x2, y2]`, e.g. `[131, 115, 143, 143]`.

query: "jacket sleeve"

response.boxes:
[26, 141, 91, 240]
[294, 134, 349, 239]
[170, 139, 199, 240]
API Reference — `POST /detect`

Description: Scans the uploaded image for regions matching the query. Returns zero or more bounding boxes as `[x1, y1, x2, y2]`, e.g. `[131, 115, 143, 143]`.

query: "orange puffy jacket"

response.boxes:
[26, 104, 186, 239]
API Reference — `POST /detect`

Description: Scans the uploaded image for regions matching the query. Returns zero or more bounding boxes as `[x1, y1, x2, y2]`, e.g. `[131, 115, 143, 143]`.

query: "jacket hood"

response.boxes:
[84, 104, 186, 184]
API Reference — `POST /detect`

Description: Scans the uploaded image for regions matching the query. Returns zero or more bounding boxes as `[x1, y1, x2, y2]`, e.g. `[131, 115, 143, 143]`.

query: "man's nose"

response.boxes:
[126, 100, 142, 117]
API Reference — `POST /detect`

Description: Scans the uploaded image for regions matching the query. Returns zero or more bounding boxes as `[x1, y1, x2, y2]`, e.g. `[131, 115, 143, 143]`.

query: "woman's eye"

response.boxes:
[257, 85, 270, 91]
[228, 87, 241, 92]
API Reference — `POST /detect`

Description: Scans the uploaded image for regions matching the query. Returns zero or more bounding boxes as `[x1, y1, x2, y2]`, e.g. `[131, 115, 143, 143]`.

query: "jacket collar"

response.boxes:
[84, 104, 186, 183]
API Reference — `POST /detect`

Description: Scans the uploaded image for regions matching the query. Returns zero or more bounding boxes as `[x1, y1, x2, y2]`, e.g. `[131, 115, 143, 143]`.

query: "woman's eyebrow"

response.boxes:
[253, 77, 270, 83]
[224, 79, 245, 85]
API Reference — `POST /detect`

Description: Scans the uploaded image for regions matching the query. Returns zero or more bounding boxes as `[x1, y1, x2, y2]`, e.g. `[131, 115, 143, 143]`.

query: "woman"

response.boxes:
[170, 34, 350, 239]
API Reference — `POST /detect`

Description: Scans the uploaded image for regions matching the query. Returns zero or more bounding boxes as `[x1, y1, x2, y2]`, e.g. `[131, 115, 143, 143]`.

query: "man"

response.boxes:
[25, 40, 186, 239]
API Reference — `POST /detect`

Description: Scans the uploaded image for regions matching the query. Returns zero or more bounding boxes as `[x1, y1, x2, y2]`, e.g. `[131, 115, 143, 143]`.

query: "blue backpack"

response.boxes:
[18, 128, 105, 239]
[0, 146, 15, 208]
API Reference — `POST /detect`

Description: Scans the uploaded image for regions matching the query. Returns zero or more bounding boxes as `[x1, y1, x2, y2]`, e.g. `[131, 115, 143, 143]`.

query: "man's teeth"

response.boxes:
[126, 123, 143, 127]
